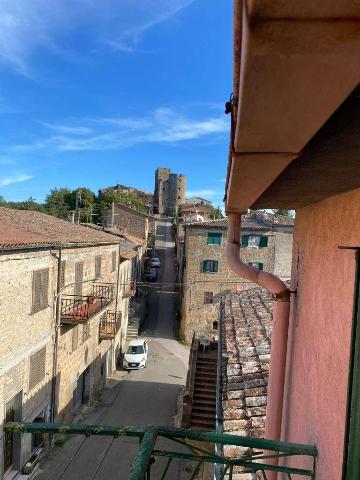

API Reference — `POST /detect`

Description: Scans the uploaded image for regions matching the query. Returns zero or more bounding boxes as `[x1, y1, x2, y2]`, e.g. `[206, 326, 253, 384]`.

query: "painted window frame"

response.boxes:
[207, 232, 223, 246]
[202, 259, 219, 273]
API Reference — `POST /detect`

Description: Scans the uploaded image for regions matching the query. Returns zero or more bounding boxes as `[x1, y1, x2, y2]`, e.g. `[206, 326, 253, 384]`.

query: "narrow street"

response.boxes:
[37, 218, 189, 479]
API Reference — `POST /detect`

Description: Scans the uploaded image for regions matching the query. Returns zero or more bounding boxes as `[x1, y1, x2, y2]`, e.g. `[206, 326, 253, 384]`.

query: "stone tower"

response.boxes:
[154, 168, 186, 216]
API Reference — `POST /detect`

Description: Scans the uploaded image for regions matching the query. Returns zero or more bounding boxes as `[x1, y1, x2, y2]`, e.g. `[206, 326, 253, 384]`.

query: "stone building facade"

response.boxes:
[154, 167, 186, 216]
[179, 214, 293, 343]
[101, 203, 152, 282]
[0, 208, 137, 479]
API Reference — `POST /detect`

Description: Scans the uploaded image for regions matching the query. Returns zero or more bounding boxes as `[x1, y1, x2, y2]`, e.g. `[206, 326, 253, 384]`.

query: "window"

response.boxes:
[95, 255, 102, 278]
[59, 261, 66, 289]
[213, 321, 219, 330]
[207, 232, 222, 245]
[242, 235, 268, 247]
[74, 262, 84, 296]
[32, 268, 49, 314]
[204, 292, 214, 304]
[248, 262, 264, 270]
[72, 325, 79, 352]
[111, 251, 117, 273]
[248, 235, 261, 247]
[29, 347, 46, 390]
[202, 260, 219, 273]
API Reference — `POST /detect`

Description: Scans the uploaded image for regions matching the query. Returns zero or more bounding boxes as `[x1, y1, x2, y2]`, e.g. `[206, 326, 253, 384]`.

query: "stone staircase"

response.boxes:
[126, 317, 139, 340]
[190, 350, 217, 430]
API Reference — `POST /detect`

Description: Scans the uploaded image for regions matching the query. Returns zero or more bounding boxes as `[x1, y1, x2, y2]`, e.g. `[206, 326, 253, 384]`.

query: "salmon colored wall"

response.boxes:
[282, 188, 360, 480]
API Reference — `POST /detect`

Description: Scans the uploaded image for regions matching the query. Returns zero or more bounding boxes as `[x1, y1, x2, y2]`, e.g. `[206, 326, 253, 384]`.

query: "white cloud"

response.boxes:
[187, 189, 221, 199]
[0, 173, 33, 186]
[40, 122, 93, 135]
[106, 1, 193, 52]
[10, 107, 229, 152]
[0, 0, 194, 75]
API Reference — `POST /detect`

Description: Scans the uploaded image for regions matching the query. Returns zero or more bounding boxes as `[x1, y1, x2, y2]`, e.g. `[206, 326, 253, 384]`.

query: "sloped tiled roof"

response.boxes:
[0, 208, 121, 249]
[81, 223, 138, 259]
[221, 288, 273, 475]
[184, 213, 294, 230]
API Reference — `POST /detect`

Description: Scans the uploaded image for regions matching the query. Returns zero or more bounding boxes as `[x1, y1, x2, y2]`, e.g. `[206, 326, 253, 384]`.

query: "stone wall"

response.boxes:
[0, 243, 132, 475]
[102, 204, 149, 240]
[180, 225, 291, 343]
[56, 244, 129, 422]
[154, 168, 186, 216]
[0, 250, 55, 475]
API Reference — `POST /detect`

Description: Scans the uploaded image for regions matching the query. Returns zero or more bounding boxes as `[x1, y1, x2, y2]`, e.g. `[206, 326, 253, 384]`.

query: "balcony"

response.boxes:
[4, 422, 317, 479]
[99, 311, 122, 340]
[60, 284, 114, 324]
[123, 280, 136, 298]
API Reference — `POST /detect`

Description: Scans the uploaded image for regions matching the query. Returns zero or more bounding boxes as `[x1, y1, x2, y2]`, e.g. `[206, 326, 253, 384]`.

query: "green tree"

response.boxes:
[45, 188, 73, 219]
[209, 205, 224, 219]
[71, 187, 96, 210]
[99, 190, 147, 214]
[271, 208, 295, 217]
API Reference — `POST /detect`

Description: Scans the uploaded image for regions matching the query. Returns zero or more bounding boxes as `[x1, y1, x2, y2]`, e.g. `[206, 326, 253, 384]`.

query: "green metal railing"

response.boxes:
[4, 422, 317, 479]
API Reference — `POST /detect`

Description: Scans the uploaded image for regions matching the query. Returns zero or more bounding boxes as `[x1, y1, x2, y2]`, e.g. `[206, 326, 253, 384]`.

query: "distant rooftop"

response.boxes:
[183, 212, 295, 230]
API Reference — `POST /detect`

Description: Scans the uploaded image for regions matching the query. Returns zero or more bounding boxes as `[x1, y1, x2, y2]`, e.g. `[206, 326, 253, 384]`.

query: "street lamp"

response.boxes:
[50, 277, 100, 425]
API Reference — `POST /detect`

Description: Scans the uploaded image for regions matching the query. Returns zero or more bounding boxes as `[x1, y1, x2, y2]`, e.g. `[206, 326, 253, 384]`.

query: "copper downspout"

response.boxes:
[227, 213, 290, 466]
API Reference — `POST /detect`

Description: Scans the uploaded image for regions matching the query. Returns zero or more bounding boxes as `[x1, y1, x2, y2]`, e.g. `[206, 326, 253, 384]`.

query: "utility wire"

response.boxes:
[56, 435, 88, 480]
[89, 436, 116, 480]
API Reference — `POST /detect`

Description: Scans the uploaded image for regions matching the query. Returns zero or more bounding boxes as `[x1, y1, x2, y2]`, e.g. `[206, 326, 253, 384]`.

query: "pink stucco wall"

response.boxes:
[282, 188, 360, 479]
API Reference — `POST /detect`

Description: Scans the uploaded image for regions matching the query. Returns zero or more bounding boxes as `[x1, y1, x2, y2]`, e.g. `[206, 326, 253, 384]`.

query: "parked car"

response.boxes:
[149, 257, 161, 268]
[144, 268, 158, 282]
[123, 339, 148, 369]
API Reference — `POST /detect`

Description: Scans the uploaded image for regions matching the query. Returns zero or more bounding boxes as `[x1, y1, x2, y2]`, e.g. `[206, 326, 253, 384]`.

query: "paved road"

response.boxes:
[37, 218, 189, 479]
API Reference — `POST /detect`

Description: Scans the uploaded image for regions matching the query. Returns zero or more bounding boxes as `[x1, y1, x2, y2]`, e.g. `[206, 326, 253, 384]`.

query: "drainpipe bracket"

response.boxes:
[273, 289, 290, 302]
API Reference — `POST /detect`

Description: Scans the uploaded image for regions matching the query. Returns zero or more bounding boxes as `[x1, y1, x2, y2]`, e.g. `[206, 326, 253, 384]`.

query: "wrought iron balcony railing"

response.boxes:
[123, 280, 136, 298]
[99, 311, 122, 340]
[60, 294, 112, 324]
[92, 284, 114, 301]
[4, 422, 317, 479]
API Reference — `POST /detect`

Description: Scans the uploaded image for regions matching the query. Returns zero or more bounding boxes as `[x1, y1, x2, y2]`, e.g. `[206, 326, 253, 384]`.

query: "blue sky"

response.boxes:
[0, 0, 232, 207]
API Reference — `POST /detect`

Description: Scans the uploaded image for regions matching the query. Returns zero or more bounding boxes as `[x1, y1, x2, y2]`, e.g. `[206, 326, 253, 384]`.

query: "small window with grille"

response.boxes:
[32, 268, 49, 314]
[29, 347, 46, 390]
[95, 255, 102, 278]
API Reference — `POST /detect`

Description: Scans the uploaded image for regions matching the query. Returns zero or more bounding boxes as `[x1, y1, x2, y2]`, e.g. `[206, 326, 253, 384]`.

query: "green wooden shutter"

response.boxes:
[242, 235, 249, 247]
[259, 236, 268, 247]
[32, 268, 49, 314]
[214, 261, 219, 272]
[259, 263, 264, 270]
[29, 347, 46, 390]
[202, 260, 207, 273]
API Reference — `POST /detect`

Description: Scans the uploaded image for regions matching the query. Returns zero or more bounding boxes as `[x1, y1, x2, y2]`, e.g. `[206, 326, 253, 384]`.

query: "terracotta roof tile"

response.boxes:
[0, 208, 121, 249]
[221, 287, 273, 469]
[183, 212, 294, 230]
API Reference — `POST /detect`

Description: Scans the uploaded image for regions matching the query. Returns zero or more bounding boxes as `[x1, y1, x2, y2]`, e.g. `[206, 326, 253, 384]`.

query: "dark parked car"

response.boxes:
[144, 268, 158, 282]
